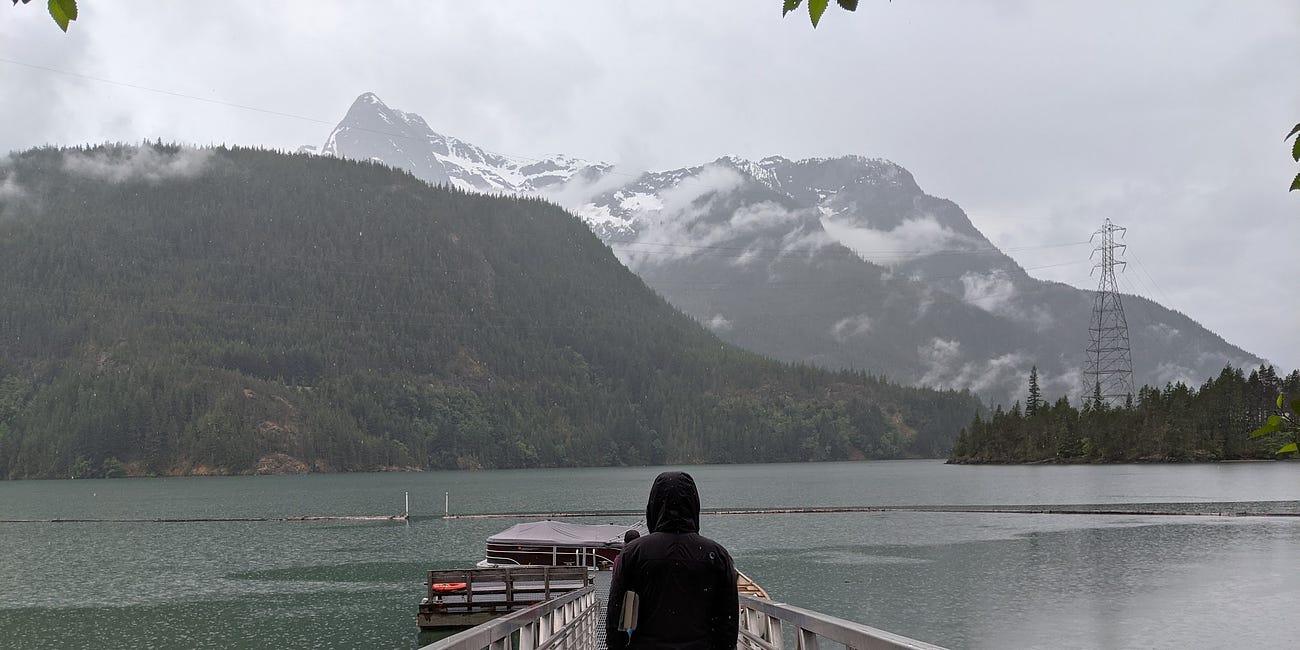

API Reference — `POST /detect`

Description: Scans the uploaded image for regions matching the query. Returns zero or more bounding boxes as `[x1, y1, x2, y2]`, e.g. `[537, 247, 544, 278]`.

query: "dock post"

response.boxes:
[445, 491, 450, 516]
[405, 492, 410, 518]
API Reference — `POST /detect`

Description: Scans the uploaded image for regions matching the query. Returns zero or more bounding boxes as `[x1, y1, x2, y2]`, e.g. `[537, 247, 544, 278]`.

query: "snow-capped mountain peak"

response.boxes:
[316, 92, 1265, 404]
[321, 92, 604, 194]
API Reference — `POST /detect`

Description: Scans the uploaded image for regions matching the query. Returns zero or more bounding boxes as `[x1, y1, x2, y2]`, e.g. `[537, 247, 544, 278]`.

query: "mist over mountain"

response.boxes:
[0, 144, 980, 478]
[320, 93, 1265, 406]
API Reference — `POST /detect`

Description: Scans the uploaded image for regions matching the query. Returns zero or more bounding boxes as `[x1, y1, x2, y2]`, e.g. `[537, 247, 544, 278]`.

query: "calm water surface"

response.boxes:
[2, 460, 1298, 649]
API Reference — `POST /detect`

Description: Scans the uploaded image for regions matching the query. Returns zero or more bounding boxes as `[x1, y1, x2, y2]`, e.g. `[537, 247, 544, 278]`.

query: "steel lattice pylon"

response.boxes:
[1085, 219, 1134, 406]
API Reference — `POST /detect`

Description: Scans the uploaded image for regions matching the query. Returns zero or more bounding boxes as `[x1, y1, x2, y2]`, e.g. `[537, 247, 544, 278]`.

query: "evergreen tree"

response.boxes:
[949, 362, 1286, 464]
[0, 144, 984, 478]
[1027, 366, 1042, 418]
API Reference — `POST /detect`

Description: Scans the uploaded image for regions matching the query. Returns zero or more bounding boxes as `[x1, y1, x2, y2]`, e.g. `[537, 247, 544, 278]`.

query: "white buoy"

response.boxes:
[445, 491, 449, 516]
[405, 491, 409, 518]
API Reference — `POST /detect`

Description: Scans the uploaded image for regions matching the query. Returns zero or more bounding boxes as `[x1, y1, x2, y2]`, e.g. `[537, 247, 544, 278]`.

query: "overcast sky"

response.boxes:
[3, 1, 1298, 370]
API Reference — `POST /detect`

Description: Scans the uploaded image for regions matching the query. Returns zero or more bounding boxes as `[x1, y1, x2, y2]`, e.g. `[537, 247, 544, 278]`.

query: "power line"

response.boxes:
[1132, 257, 1176, 308]
[0, 56, 647, 180]
[0, 57, 338, 128]
[641, 260, 1088, 290]
[1115, 273, 1153, 330]
[609, 239, 1090, 258]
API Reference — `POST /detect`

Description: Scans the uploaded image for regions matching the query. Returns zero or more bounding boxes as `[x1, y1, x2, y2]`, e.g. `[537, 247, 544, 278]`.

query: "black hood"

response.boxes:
[645, 471, 700, 534]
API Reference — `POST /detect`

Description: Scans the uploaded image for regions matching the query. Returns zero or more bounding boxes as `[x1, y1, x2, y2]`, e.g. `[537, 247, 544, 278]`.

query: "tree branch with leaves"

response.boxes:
[1288, 123, 1300, 192]
[12, 0, 77, 32]
[1250, 393, 1299, 456]
[783, 0, 860, 28]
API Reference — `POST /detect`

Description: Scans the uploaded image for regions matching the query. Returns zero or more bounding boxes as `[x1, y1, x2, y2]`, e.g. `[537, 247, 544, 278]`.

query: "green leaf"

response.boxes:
[809, 0, 829, 27]
[1250, 424, 1276, 439]
[1278, 443, 1299, 455]
[837, 0, 859, 10]
[1251, 416, 1282, 438]
[1288, 123, 1300, 141]
[1293, 131, 1300, 162]
[1291, 172, 1300, 192]
[783, 0, 802, 17]
[1278, 394, 1285, 409]
[47, 0, 75, 32]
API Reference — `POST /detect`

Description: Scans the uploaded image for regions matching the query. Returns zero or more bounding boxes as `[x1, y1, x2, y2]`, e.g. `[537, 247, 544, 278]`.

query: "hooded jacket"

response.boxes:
[606, 472, 738, 650]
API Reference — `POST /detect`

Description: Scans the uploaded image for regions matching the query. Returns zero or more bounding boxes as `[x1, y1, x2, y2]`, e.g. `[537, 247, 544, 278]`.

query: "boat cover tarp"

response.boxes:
[486, 521, 648, 547]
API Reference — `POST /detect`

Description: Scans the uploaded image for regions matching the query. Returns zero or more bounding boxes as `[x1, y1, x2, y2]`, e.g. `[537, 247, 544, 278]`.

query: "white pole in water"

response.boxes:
[405, 491, 409, 518]
[445, 491, 449, 516]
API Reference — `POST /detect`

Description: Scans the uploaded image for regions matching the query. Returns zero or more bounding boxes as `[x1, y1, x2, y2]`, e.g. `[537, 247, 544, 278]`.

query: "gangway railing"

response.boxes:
[738, 594, 946, 650]
[419, 585, 597, 650]
[419, 585, 946, 650]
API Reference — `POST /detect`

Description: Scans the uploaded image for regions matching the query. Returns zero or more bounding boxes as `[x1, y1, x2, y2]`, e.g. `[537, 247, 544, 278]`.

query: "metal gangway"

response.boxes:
[418, 585, 946, 650]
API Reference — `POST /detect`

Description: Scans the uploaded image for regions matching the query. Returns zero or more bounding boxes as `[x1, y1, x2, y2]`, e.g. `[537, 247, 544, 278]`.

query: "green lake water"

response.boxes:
[2, 460, 1299, 649]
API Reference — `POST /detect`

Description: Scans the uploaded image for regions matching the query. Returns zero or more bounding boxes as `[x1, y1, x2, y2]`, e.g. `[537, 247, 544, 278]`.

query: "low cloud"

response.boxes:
[831, 313, 873, 342]
[959, 269, 1055, 331]
[820, 213, 979, 267]
[0, 155, 38, 221]
[918, 337, 1033, 405]
[613, 164, 817, 270]
[540, 164, 629, 211]
[960, 269, 1017, 313]
[62, 146, 213, 184]
[0, 173, 24, 200]
[704, 314, 733, 332]
[1045, 365, 1085, 404]
[914, 287, 935, 321]
[1195, 348, 1257, 376]
[1153, 361, 1199, 387]
[1148, 322, 1181, 343]
[652, 165, 745, 218]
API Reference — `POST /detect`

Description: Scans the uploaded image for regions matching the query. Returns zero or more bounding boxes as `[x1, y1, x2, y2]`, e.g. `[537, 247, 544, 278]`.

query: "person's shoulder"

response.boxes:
[691, 533, 734, 560]
[693, 532, 729, 549]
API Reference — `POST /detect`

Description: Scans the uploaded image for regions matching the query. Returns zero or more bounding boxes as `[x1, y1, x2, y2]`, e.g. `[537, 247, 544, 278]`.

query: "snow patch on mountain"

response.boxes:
[317, 92, 1268, 405]
[321, 92, 609, 196]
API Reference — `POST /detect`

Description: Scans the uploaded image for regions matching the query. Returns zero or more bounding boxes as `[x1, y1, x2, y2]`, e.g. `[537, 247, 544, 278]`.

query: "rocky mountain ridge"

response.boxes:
[318, 93, 1265, 405]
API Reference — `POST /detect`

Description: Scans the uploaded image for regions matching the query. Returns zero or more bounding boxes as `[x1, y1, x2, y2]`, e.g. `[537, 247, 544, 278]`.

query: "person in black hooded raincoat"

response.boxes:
[606, 471, 738, 650]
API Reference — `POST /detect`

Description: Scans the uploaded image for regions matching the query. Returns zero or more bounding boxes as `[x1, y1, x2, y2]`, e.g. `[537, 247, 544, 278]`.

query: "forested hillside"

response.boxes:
[949, 365, 1298, 464]
[0, 144, 981, 479]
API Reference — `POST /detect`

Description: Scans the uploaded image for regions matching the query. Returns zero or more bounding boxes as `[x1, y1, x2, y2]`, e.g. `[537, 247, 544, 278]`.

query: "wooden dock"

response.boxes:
[736, 570, 769, 599]
[417, 566, 592, 630]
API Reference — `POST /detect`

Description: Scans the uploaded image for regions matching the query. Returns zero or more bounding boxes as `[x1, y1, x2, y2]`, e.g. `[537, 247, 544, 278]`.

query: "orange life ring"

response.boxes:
[432, 582, 467, 593]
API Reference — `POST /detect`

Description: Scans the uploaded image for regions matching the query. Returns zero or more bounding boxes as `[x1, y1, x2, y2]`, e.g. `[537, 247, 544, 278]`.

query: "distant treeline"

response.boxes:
[949, 365, 1299, 463]
[0, 144, 981, 479]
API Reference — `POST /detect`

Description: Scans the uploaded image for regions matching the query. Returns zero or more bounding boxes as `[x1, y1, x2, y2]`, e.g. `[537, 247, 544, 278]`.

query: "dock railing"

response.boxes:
[419, 584, 945, 650]
[419, 584, 598, 650]
[738, 594, 947, 650]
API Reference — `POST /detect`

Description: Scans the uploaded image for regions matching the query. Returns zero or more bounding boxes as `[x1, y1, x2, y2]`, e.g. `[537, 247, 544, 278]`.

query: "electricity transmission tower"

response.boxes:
[1085, 219, 1134, 406]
